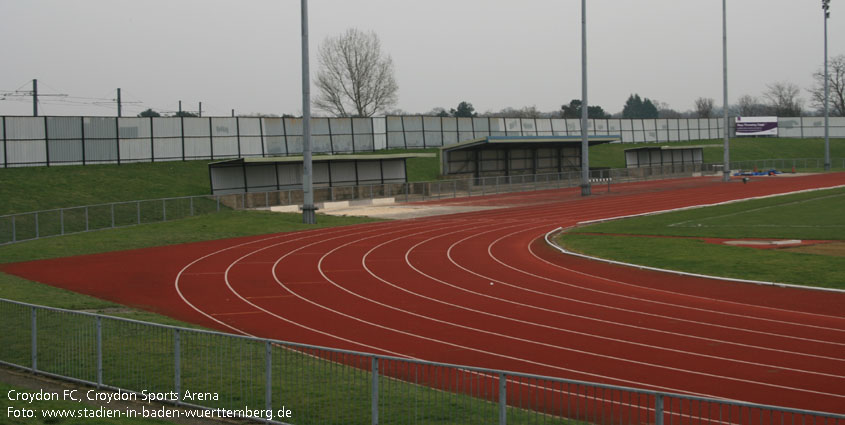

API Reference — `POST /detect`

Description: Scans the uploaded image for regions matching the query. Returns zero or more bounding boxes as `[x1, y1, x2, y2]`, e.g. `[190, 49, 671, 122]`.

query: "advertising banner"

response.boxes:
[736, 116, 778, 136]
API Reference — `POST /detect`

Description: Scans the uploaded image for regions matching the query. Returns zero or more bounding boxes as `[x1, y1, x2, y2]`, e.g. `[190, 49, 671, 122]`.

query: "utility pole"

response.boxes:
[231, 109, 235, 117]
[199, 102, 202, 118]
[1, 79, 65, 116]
[33, 79, 38, 116]
[178, 100, 182, 115]
[117, 88, 122, 117]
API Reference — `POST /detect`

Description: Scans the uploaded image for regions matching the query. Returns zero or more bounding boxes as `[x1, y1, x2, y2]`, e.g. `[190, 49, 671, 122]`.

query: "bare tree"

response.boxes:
[314, 28, 398, 117]
[763, 81, 804, 116]
[693, 97, 715, 118]
[736, 94, 769, 116]
[808, 54, 845, 117]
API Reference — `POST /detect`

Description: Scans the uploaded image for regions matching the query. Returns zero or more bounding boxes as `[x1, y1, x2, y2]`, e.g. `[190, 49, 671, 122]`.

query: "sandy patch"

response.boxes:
[782, 241, 845, 257]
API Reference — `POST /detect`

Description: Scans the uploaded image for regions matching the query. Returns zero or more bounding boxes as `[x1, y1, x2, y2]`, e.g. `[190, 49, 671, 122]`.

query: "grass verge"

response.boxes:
[558, 187, 845, 289]
[0, 300, 571, 425]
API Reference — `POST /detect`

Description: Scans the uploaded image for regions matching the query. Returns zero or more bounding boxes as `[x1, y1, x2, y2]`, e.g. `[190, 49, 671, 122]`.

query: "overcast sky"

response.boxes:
[1, 0, 841, 117]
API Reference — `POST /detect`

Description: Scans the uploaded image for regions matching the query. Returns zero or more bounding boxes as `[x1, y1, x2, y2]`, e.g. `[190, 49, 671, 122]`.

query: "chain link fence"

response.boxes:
[1, 298, 842, 425]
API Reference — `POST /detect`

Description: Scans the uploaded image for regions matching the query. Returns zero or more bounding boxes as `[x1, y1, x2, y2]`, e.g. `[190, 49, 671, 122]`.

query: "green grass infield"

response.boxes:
[558, 186, 845, 289]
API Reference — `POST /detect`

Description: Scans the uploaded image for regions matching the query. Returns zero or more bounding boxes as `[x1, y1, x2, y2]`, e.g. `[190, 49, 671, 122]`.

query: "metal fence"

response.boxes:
[0, 298, 842, 425]
[0, 162, 725, 246]
[730, 157, 845, 172]
[3, 115, 844, 167]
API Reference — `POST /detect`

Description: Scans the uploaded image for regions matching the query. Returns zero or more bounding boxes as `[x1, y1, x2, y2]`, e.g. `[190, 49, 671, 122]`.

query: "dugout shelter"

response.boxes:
[440, 135, 620, 178]
[624, 146, 704, 168]
[209, 153, 434, 194]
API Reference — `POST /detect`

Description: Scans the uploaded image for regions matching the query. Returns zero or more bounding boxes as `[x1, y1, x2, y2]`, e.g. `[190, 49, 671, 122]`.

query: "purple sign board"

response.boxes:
[735, 116, 778, 136]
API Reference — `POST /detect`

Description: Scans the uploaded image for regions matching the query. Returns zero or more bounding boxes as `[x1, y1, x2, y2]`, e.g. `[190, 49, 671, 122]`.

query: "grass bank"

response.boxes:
[3, 138, 843, 215]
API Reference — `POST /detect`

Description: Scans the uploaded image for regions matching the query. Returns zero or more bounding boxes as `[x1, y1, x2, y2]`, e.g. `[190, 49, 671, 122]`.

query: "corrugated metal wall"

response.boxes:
[2, 115, 843, 167]
[210, 158, 409, 194]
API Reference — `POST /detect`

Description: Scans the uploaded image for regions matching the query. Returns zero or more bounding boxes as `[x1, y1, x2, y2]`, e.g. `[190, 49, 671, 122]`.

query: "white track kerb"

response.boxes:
[545, 185, 845, 294]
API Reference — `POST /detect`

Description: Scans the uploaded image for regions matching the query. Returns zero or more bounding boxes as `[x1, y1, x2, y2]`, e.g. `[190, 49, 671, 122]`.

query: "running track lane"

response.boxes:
[2, 174, 844, 414]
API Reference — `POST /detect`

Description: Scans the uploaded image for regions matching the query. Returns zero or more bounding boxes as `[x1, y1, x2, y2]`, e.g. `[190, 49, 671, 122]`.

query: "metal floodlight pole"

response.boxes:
[301, 0, 316, 224]
[722, 0, 731, 182]
[823, 0, 830, 171]
[580, 0, 591, 196]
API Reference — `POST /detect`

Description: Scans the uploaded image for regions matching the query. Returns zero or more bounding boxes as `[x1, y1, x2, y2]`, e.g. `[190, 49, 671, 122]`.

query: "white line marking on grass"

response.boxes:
[563, 185, 845, 295]
[669, 192, 845, 228]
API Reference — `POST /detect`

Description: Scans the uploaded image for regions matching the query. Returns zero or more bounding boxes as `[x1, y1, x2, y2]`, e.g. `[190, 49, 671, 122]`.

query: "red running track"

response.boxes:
[3, 174, 845, 414]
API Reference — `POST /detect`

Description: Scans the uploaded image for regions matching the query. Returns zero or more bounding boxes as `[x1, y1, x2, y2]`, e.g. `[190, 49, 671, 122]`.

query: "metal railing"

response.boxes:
[730, 157, 845, 172]
[4, 159, 842, 246]
[0, 298, 842, 425]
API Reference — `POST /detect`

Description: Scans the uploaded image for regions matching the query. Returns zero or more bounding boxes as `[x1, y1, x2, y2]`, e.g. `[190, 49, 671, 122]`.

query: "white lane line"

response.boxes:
[295, 217, 845, 399]
[443, 221, 845, 348]
[358, 221, 845, 380]
[221, 227, 418, 358]
[529, 227, 845, 321]
[443, 224, 845, 362]
[173, 222, 398, 339]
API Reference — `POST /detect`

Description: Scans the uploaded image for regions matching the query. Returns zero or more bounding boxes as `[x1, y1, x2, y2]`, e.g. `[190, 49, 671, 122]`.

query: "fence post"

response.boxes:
[136, 201, 141, 225]
[174, 329, 181, 405]
[190, 197, 194, 216]
[217, 196, 220, 212]
[163, 199, 167, 221]
[85, 207, 89, 231]
[35, 212, 39, 238]
[60, 209, 64, 235]
[111, 204, 115, 228]
[265, 341, 272, 418]
[96, 316, 102, 388]
[371, 357, 379, 425]
[31, 307, 37, 372]
[12, 215, 16, 242]
[499, 372, 507, 425]
[655, 394, 664, 425]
